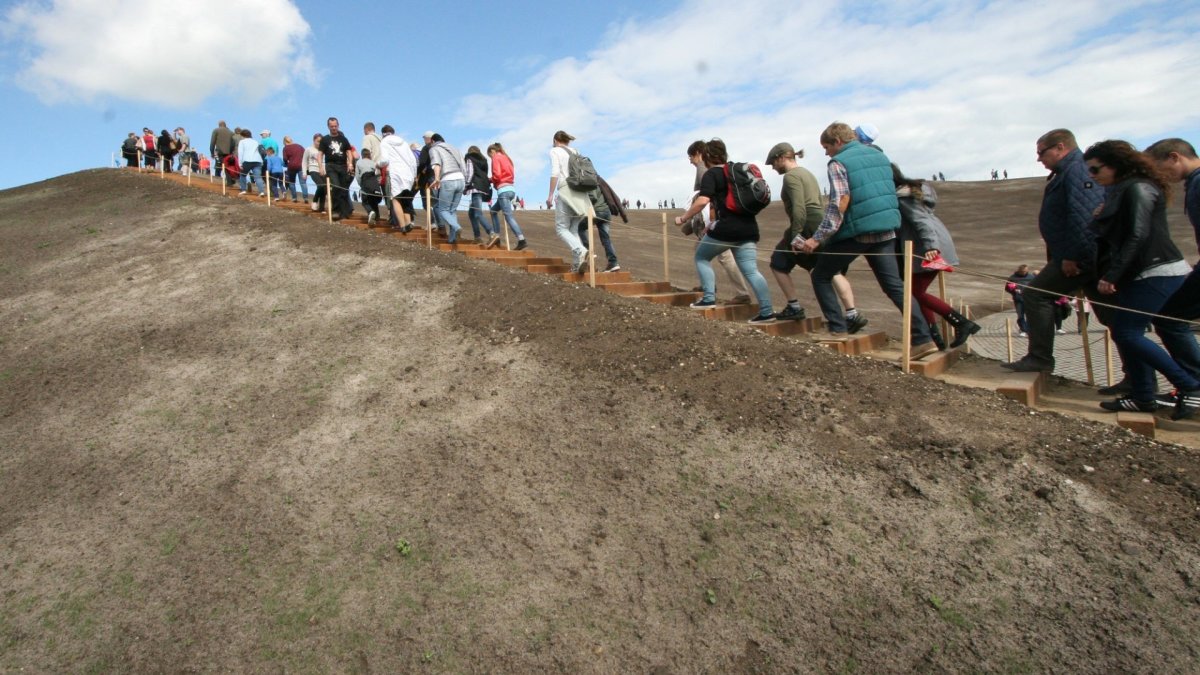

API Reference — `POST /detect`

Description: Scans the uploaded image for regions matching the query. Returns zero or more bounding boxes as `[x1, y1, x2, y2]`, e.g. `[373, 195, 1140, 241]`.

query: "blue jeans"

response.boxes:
[434, 179, 464, 243]
[286, 168, 309, 200]
[269, 172, 284, 199]
[1110, 275, 1200, 400]
[467, 192, 494, 239]
[695, 236, 771, 315]
[554, 197, 585, 256]
[239, 161, 264, 194]
[578, 210, 618, 266]
[490, 191, 524, 239]
[811, 237, 931, 343]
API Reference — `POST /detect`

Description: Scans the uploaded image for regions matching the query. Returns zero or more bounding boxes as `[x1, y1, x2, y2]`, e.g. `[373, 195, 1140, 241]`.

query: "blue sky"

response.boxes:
[2, 0, 1199, 206]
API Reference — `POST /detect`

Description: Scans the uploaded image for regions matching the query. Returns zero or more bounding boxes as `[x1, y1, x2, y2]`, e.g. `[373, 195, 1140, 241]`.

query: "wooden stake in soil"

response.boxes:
[963, 305, 974, 356]
[503, 212, 511, 251]
[1104, 327, 1115, 386]
[159, 156, 165, 178]
[137, 151, 143, 172]
[1078, 294, 1094, 385]
[902, 239, 914, 374]
[587, 208, 597, 288]
[1005, 318, 1014, 362]
[326, 177, 333, 224]
[425, 188, 433, 250]
[937, 272, 950, 343]
[661, 213, 670, 284]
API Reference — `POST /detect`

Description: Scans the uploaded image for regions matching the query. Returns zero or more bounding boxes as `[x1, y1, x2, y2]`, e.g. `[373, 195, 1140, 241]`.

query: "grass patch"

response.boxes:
[159, 530, 180, 556]
[927, 595, 969, 629]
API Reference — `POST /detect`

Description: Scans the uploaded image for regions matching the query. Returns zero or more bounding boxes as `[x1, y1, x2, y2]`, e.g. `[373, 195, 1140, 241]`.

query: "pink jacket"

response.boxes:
[490, 152, 515, 188]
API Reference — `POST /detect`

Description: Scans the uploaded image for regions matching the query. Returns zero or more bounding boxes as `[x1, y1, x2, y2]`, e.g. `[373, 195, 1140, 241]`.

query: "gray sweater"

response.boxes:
[896, 184, 959, 267]
[429, 142, 466, 179]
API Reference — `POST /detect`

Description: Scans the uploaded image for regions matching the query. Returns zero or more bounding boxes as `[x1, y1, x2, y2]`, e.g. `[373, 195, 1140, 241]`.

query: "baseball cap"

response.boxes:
[260, 129, 270, 136]
[423, 130, 435, 138]
[765, 142, 795, 164]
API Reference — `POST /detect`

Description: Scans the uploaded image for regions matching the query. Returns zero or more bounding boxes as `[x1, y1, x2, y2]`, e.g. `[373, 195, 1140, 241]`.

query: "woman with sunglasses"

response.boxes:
[1084, 140, 1199, 420]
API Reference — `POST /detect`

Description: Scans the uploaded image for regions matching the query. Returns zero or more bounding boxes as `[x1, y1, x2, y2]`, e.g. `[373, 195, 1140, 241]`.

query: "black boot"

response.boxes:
[928, 322, 946, 351]
[946, 310, 980, 348]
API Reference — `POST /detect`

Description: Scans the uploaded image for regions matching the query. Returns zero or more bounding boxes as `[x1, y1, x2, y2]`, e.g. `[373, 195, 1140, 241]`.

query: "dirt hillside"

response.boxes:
[1, 170, 1198, 672]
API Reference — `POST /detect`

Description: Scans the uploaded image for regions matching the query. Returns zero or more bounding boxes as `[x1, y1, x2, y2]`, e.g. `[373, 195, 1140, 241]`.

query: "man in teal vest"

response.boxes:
[797, 122, 935, 355]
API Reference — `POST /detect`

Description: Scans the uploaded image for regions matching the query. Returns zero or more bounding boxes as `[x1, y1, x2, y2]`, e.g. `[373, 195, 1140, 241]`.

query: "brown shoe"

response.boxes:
[910, 340, 938, 359]
[727, 294, 751, 305]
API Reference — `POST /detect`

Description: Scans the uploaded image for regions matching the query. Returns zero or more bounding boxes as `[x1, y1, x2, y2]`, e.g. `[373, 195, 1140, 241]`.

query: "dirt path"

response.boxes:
[1, 170, 1198, 672]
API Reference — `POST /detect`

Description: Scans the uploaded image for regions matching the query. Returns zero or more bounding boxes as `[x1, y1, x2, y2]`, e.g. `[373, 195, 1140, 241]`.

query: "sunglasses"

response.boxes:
[1036, 145, 1056, 158]
[1087, 165, 1105, 175]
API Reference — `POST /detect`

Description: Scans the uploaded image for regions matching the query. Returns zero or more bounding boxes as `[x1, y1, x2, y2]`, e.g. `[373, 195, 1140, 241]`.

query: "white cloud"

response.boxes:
[455, 0, 1200, 205]
[3, 0, 316, 107]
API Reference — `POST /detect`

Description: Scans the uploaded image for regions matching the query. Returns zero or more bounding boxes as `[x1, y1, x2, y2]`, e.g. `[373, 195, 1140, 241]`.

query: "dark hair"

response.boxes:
[701, 139, 727, 166]
[820, 122, 855, 146]
[487, 142, 506, 155]
[363, 122, 375, 132]
[241, 129, 252, 138]
[327, 117, 339, 124]
[465, 145, 484, 159]
[431, 133, 444, 143]
[1144, 138, 1198, 161]
[686, 140, 707, 157]
[553, 130, 574, 145]
[360, 148, 371, 159]
[1082, 140, 1172, 197]
[891, 164, 924, 189]
[381, 124, 394, 134]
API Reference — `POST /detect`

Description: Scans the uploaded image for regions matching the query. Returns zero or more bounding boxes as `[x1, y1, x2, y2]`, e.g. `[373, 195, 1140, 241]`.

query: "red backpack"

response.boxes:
[723, 162, 771, 215]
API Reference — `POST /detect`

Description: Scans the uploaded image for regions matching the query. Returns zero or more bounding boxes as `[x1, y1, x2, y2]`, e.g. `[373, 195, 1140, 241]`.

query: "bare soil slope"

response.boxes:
[1, 170, 1198, 672]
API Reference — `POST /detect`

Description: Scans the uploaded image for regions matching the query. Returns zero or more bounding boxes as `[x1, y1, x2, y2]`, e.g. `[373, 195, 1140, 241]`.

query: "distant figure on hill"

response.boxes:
[1085, 140, 1198, 420]
[1005, 264, 1036, 336]
[304, 133, 324, 213]
[174, 127, 191, 175]
[120, 133, 138, 167]
[1001, 128, 1103, 373]
[675, 138, 775, 324]
[210, 121, 236, 178]
[892, 163, 979, 349]
[939, 171, 945, 181]
[766, 141, 862, 327]
[798, 122, 934, 354]
[1003, 170, 1008, 179]
[138, 128, 156, 169]
[671, 199, 676, 208]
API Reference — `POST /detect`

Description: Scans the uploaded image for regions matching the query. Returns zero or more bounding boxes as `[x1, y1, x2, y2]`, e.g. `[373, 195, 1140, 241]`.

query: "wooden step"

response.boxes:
[635, 291, 704, 306]
[461, 249, 535, 259]
[753, 317, 825, 337]
[909, 346, 963, 377]
[1116, 412, 1156, 438]
[598, 281, 672, 296]
[698, 303, 760, 322]
[997, 371, 1046, 406]
[558, 271, 633, 283]
[807, 330, 888, 355]
[437, 242, 488, 252]
[496, 257, 564, 267]
[527, 264, 574, 274]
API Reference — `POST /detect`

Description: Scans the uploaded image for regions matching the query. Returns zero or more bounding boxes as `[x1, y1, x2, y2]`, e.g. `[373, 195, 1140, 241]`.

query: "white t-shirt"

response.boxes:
[549, 145, 573, 188]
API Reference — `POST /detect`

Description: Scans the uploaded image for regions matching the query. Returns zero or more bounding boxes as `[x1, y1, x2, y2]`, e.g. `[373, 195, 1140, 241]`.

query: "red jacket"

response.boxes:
[282, 143, 305, 171]
[490, 152, 514, 188]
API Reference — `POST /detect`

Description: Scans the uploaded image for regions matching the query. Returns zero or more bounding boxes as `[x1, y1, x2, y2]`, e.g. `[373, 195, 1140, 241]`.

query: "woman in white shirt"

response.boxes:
[546, 130, 592, 273]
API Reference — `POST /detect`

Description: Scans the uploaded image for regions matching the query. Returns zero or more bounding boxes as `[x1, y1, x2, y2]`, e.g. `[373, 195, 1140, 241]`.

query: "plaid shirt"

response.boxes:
[813, 159, 895, 245]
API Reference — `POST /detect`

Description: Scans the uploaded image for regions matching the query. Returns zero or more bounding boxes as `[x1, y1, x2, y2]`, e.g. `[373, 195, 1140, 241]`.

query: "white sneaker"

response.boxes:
[1055, 328, 1066, 335]
[311, 202, 320, 212]
[367, 211, 377, 225]
[238, 191, 247, 195]
[574, 250, 590, 273]
[1018, 331, 1028, 337]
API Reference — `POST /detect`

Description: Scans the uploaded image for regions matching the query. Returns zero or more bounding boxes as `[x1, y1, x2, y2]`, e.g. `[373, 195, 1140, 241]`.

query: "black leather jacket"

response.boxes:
[1093, 178, 1183, 285]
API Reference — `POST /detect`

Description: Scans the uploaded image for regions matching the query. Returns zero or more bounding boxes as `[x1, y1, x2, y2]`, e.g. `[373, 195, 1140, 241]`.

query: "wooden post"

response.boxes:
[1005, 318, 1014, 362]
[587, 208, 597, 288]
[326, 178, 333, 224]
[1104, 328, 1115, 386]
[187, 168, 191, 187]
[266, 178, 272, 207]
[963, 305, 973, 355]
[902, 240, 914, 374]
[502, 208, 511, 251]
[137, 150, 143, 172]
[937, 272, 950, 347]
[222, 173, 227, 197]
[425, 188, 433, 250]
[661, 213, 670, 284]
[1078, 294, 1094, 385]
[159, 156, 165, 178]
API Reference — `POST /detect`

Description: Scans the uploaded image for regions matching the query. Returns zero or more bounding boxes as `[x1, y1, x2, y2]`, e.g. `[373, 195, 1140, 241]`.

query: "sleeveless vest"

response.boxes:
[831, 140, 899, 243]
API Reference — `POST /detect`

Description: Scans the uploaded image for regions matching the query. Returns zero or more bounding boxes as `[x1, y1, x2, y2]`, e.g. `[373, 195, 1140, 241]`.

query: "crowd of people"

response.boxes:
[122, 119, 1200, 421]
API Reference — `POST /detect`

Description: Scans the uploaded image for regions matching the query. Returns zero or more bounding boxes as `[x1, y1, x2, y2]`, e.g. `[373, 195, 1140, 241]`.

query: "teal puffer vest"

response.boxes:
[831, 141, 899, 243]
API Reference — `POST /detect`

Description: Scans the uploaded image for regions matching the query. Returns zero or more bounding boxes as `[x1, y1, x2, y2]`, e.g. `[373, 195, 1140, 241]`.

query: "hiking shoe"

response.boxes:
[1000, 357, 1053, 372]
[1172, 390, 1200, 421]
[774, 306, 806, 321]
[1098, 379, 1133, 396]
[515, 239, 528, 251]
[689, 299, 716, 310]
[487, 234, 501, 249]
[332, 214, 341, 222]
[1099, 396, 1160, 413]
[846, 313, 869, 334]
[1018, 331, 1028, 337]
[1056, 328, 1067, 335]
[311, 202, 320, 211]
[573, 251, 590, 273]
[473, 237, 484, 245]
[603, 263, 621, 273]
[1155, 390, 1178, 408]
[727, 294, 751, 305]
[238, 191, 247, 195]
[911, 340, 938, 359]
[367, 211, 377, 225]
[747, 313, 776, 325]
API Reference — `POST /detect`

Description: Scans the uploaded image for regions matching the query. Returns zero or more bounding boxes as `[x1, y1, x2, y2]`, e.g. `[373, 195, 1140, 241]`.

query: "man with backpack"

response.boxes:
[210, 120, 237, 178]
[120, 133, 138, 167]
[579, 176, 627, 273]
[797, 122, 935, 354]
[546, 130, 595, 273]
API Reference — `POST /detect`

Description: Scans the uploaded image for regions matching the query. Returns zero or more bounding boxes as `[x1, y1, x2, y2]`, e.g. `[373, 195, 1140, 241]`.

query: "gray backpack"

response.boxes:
[564, 148, 599, 191]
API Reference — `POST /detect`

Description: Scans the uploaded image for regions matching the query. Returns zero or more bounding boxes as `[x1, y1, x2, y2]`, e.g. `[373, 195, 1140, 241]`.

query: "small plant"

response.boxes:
[704, 588, 717, 605]
[395, 539, 412, 557]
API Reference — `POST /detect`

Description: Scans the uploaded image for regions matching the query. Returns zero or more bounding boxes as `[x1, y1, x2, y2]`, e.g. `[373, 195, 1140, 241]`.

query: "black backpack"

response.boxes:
[359, 171, 381, 196]
[722, 162, 771, 215]
[122, 137, 137, 153]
